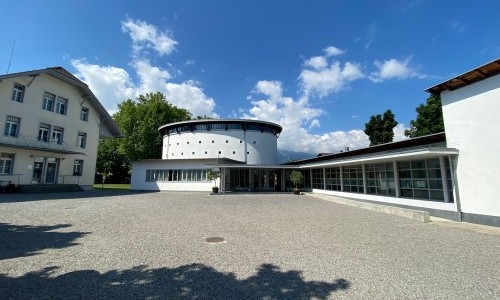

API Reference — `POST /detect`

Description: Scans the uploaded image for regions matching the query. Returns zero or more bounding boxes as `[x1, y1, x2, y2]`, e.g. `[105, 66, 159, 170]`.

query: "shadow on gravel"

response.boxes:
[0, 263, 350, 299]
[0, 190, 156, 203]
[0, 223, 89, 260]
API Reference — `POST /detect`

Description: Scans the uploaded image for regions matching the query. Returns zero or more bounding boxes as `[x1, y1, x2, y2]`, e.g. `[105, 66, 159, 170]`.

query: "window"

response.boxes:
[4, 116, 20, 137]
[253, 141, 256, 144]
[11, 83, 25, 102]
[0, 153, 14, 174]
[51, 127, 64, 144]
[73, 160, 83, 176]
[342, 165, 364, 193]
[77, 132, 87, 148]
[38, 123, 51, 142]
[81, 107, 89, 121]
[146, 169, 207, 182]
[55, 97, 68, 115]
[312, 168, 324, 189]
[232, 151, 236, 154]
[42, 92, 55, 111]
[325, 167, 341, 191]
[366, 163, 396, 196]
[226, 140, 228, 143]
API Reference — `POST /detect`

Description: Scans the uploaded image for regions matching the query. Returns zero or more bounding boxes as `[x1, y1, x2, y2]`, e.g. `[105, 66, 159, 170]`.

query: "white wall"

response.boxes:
[0, 73, 102, 187]
[162, 129, 278, 164]
[441, 74, 500, 217]
[131, 159, 217, 191]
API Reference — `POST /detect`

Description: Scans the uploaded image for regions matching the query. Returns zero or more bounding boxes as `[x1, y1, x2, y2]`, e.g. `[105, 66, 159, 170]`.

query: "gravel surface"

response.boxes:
[0, 191, 499, 299]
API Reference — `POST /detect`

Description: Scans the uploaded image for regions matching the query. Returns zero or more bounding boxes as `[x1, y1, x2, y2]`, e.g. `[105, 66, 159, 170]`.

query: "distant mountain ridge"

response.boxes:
[277, 150, 315, 164]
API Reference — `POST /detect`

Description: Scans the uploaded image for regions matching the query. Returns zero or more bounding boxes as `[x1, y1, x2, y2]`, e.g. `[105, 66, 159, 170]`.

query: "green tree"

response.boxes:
[113, 92, 192, 161]
[95, 138, 129, 184]
[364, 109, 398, 146]
[404, 95, 444, 138]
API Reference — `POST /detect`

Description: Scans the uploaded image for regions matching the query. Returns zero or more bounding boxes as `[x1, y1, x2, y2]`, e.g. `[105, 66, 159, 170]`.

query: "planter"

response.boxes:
[212, 187, 219, 193]
[293, 188, 301, 195]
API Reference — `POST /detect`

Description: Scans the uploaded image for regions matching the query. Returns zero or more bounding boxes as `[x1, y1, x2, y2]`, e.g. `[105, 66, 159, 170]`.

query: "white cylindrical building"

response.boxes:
[158, 119, 282, 165]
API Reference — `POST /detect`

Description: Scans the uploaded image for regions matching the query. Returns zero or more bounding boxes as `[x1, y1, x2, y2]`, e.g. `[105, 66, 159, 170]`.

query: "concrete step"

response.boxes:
[18, 184, 83, 194]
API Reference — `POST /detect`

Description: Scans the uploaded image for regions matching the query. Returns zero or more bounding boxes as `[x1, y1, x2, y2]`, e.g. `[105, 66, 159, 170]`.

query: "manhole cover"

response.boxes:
[205, 237, 225, 243]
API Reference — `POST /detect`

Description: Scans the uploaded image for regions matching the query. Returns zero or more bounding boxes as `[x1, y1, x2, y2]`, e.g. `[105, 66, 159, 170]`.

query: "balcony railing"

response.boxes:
[0, 134, 82, 154]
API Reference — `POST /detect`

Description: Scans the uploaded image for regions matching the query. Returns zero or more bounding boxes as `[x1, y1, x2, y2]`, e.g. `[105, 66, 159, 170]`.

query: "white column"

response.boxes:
[323, 167, 327, 190]
[362, 164, 367, 194]
[440, 156, 450, 203]
[393, 161, 400, 198]
[340, 166, 344, 192]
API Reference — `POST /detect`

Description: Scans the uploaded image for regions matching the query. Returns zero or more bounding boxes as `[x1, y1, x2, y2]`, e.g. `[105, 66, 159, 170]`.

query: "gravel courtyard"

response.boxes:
[0, 191, 499, 299]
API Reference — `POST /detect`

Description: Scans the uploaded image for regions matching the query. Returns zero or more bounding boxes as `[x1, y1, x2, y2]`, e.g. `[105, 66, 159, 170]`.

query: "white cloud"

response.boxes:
[365, 22, 377, 50]
[370, 58, 425, 82]
[299, 61, 364, 98]
[305, 56, 328, 70]
[121, 18, 177, 56]
[446, 20, 466, 34]
[72, 59, 217, 118]
[184, 59, 196, 66]
[324, 46, 344, 57]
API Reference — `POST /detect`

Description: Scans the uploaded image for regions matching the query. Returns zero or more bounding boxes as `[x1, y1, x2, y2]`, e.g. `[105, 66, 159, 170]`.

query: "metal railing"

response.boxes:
[0, 174, 22, 186]
[60, 175, 81, 184]
[0, 134, 76, 153]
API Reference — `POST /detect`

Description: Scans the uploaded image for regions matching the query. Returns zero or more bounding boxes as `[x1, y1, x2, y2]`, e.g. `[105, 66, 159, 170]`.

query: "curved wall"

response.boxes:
[160, 120, 280, 165]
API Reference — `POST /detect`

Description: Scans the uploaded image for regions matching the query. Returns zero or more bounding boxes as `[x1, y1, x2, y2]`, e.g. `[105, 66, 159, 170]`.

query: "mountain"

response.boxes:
[277, 150, 315, 164]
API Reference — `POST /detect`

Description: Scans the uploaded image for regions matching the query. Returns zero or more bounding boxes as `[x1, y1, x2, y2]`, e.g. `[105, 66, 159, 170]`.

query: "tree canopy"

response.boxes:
[113, 92, 192, 161]
[404, 95, 444, 138]
[95, 92, 192, 183]
[364, 109, 398, 146]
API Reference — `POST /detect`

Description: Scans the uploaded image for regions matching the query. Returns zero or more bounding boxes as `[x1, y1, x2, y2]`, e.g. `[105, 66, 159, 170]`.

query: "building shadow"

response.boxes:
[0, 223, 89, 260]
[0, 190, 156, 203]
[0, 263, 350, 299]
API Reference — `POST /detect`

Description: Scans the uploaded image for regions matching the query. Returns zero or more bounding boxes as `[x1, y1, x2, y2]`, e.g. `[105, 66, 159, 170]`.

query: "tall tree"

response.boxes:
[364, 109, 398, 146]
[113, 92, 192, 161]
[404, 95, 444, 138]
[96, 138, 129, 183]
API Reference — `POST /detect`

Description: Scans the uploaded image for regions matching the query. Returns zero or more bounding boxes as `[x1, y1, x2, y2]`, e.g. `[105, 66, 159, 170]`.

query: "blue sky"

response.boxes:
[1, 0, 499, 153]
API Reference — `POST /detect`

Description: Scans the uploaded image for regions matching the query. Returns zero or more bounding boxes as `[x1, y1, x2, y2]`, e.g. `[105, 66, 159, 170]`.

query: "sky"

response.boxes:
[1, 0, 499, 154]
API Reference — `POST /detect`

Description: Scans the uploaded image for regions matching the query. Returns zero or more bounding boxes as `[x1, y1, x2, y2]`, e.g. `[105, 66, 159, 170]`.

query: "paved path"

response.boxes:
[0, 191, 499, 299]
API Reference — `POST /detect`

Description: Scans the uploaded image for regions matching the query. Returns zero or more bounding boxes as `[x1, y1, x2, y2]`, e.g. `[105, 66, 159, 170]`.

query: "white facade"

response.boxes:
[440, 73, 500, 218]
[0, 68, 122, 189]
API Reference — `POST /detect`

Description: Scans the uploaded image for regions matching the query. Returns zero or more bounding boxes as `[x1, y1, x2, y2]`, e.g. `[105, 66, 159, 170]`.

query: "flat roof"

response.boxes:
[285, 132, 447, 165]
[158, 119, 282, 135]
[426, 58, 500, 95]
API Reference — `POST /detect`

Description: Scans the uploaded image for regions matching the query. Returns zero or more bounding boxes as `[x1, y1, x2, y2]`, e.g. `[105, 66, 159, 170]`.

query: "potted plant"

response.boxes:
[290, 170, 304, 195]
[207, 169, 221, 193]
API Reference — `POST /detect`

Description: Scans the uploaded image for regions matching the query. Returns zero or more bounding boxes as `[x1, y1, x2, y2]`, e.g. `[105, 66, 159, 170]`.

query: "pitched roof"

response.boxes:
[0, 67, 123, 138]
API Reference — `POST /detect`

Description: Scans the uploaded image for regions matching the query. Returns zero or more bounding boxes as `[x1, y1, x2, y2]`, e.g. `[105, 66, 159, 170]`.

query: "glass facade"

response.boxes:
[325, 167, 341, 191]
[146, 169, 208, 182]
[342, 165, 364, 193]
[312, 168, 324, 189]
[366, 163, 396, 196]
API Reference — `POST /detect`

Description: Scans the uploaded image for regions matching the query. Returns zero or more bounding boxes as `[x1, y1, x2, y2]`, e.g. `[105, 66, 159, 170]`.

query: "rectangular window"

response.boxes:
[325, 167, 341, 191]
[81, 107, 89, 121]
[51, 126, 64, 144]
[342, 165, 364, 193]
[4, 116, 20, 137]
[77, 132, 87, 148]
[11, 83, 25, 102]
[312, 168, 324, 189]
[42, 92, 55, 111]
[0, 153, 14, 174]
[55, 97, 68, 115]
[73, 160, 84, 176]
[38, 123, 51, 142]
[366, 163, 396, 197]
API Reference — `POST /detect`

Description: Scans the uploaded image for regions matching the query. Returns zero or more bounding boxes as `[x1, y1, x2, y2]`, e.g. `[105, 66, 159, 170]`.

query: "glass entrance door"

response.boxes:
[32, 157, 44, 183]
[45, 161, 57, 183]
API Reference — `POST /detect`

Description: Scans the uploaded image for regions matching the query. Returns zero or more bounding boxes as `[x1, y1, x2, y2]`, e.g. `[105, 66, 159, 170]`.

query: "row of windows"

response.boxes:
[311, 159, 454, 202]
[165, 123, 278, 135]
[145, 169, 210, 182]
[168, 140, 256, 146]
[0, 153, 83, 177]
[10, 83, 89, 121]
[3, 115, 87, 148]
[170, 150, 250, 157]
